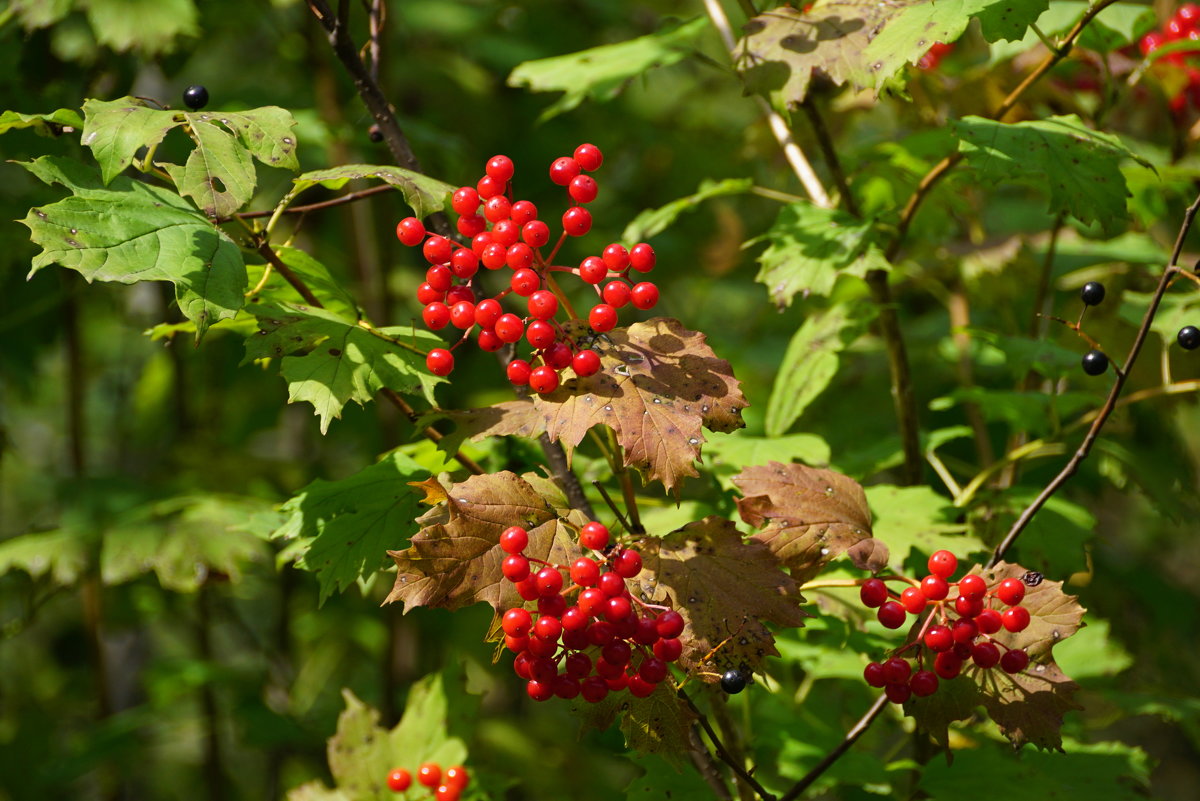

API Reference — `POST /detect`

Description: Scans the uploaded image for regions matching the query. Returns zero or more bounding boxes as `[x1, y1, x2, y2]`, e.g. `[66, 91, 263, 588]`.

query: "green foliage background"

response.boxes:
[1, 1, 1199, 799]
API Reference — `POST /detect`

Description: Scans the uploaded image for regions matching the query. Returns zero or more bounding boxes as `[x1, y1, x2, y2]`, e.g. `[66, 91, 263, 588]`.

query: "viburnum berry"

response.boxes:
[951, 618, 978, 644]
[502, 554, 530, 582]
[492, 219, 520, 247]
[885, 683, 912, 704]
[423, 235, 453, 265]
[996, 577, 1026, 606]
[877, 600, 906, 629]
[457, 214, 486, 238]
[927, 550, 957, 578]
[526, 320, 556, 349]
[920, 574, 949, 600]
[486, 154, 515, 183]
[1178, 325, 1200, 350]
[574, 143, 603, 171]
[534, 615, 562, 642]
[958, 574, 987, 599]
[452, 187, 480, 216]
[580, 521, 609, 550]
[450, 301, 476, 329]
[450, 248, 478, 279]
[589, 303, 617, 332]
[1001, 605, 1031, 632]
[418, 763, 442, 789]
[550, 156, 581, 185]
[1000, 648, 1030, 674]
[529, 365, 559, 394]
[426, 348, 454, 376]
[569, 174, 598, 203]
[976, 607, 1003, 634]
[526, 678, 554, 702]
[612, 548, 642, 578]
[510, 267, 540, 296]
[535, 567, 564, 597]
[502, 608, 532, 638]
[579, 256, 608, 284]
[955, 594, 984, 618]
[446, 286, 474, 306]
[562, 206, 592, 236]
[507, 243, 536, 272]
[515, 576, 540, 601]
[521, 220, 551, 247]
[910, 670, 939, 697]
[863, 661, 887, 687]
[528, 290, 559, 320]
[882, 656, 911, 684]
[495, 313, 524, 343]
[543, 341, 573, 370]
[416, 282, 443, 305]
[630, 282, 659, 310]
[603, 281, 631, 308]
[604, 596, 632, 622]
[425, 264, 453, 292]
[477, 174, 503, 199]
[538, 593, 566, 617]
[971, 641, 1001, 669]
[900, 586, 927, 614]
[423, 302, 451, 330]
[571, 557, 600, 587]
[387, 768, 412, 792]
[859, 578, 888, 608]
[654, 637, 683, 662]
[500, 526, 529, 554]
[396, 216, 425, 246]
[601, 243, 630, 272]
[511, 199, 538, 224]
[720, 669, 747, 694]
[923, 625, 953, 652]
[934, 651, 963, 679]
[484, 195, 512, 223]
[1080, 281, 1106, 306]
[572, 349, 601, 377]
[507, 359, 532, 385]
[629, 243, 655, 272]
[474, 298, 502, 328]
[656, 609, 684, 639]
[480, 242, 507, 269]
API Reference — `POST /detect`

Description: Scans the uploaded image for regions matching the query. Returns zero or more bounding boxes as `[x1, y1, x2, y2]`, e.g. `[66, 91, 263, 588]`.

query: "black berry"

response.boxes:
[1178, 325, 1200, 350]
[1021, 571, 1044, 587]
[1082, 349, 1109, 376]
[720, 669, 747, 694]
[1080, 281, 1106, 306]
[368, 124, 383, 143]
[183, 85, 209, 110]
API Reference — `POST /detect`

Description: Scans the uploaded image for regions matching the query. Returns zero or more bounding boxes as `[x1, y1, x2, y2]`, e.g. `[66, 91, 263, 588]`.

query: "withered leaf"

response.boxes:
[733, 461, 873, 581]
[424, 400, 546, 458]
[633, 517, 806, 678]
[384, 472, 585, 612]
[905, 561, 1085, 750]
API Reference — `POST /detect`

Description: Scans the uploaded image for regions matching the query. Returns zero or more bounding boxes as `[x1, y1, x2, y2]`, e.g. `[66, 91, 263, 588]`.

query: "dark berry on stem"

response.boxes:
[720, 669, 747, 694]
[183, 85, 209, 110]
[1082, 349, 1109, 376]
[877, 600, 906, 629]
[1001, 648, 1030, 674]
[1178, 325, 1200, 350]
[863, 662, 887, 687]
[910, 670, 939, 697]
[368, 124, 383, 143]
[859, 578, 888, 608]
[1080, 281, 1106, 306]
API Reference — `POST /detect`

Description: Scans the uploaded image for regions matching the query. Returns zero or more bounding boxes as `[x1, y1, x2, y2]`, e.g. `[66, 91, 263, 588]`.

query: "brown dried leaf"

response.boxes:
[384, 472, 584, 612]
[536, 317, 748, 493]
[408, 476, 449, 506]
[633, 517, 806, 678]
[847, 537, 890, 573]
[733, 461, 872, 581]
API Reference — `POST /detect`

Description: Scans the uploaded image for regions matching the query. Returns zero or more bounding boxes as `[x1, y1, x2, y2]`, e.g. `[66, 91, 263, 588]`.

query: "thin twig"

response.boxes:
[868, 271, 922, 485]
[799, 100, 859, 217]
[256, 240, 323, 307]
[538, 433, 596, 518]
[227, 184, 394, 222]
[779, 694, 889, 801]
[679, 690, 777, 801]
[988, 189, 1200, 566]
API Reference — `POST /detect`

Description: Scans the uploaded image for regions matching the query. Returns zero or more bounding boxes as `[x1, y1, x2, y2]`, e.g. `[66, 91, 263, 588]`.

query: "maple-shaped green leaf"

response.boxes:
[384, 472, 586, 613]
[81, 97, 182, 183]
[537, 317, 748, 493]
[244, 302, 442, 433]
[755, 203, 890, 306]
[83, 0, 199, 55]
[162, 118, 256, 218]
[622, 178, 754, 244]
[0, 528, 89, 585]
[17, 155, 246, 340]
[508, 18, 708, 121]
[905, 561, 1085, 750]
[273, 450, 427, 602]
[634, 517, 806, 677]
[951, 115, 1148, 236]
[254, 247, 360, 318]
[863, 485, 977, 572]
[0, 107, 84, 136]
[765, 300, 875, 436]
[293, 164, 454, 221]
[734, 461, 876, 581]
[569, 683, 698, 769]
[422, 400, 548, 459]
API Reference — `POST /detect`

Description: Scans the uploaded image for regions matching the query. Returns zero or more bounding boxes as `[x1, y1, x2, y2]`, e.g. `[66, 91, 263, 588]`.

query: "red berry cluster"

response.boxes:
[1139, 4, 1200, 114]
[497, 521, 684, 703]
[386, 762, 469, 801]
[859, 551, 1033, 704]
[396, 145, 660, 393]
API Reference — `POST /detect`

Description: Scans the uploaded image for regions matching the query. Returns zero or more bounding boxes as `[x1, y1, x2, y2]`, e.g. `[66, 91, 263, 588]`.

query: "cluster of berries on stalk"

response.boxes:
[386, 762, 469, 801]
[859, 550, 1035, 704]
[498, 521, 685, 703]
[1074, 281, 1198, 377]
[396, 145, 660, 393]
[1139, 4, 1200, 115]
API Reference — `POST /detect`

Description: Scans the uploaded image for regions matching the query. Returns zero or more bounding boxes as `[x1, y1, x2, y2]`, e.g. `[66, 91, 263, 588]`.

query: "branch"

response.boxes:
[229, 183, 394, 222]
[987, 189, 1200, 566]
[679, 690, 777, 801]
[779, 694, 889, 801]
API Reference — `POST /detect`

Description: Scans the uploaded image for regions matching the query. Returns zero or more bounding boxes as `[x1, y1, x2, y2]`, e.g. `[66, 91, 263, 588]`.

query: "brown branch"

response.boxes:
[869, 270, 922, 485]
[800, 99, 859, 218]
[679, 690, 777, 801]
[538, 433, 596, 517]
[228, 183, 394, 222]
[779, 694, 889, 801]
[988, 188, 1200, 566]
[256, 240, 323, 308]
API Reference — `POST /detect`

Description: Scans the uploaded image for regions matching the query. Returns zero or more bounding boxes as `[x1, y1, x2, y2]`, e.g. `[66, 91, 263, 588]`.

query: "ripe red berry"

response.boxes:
[574, 143, 603, 171]
[500, 526, 528, 554]
[604, 596, 632, 622]
[426, 348, 454, 376]
[388, 768, 412, 792]
[885, 683, 911, 704]
[529, 366, 559, 394]
[510, 267, 540, 296]
[538, 593, 566, 617]
[955, 594, 984, 618]
[474, 298, 502, 328]
[515, 576, 539, 601]
[495, 313, 524, 343]
[492, 219, 519, 247]
[569, 174, 598, 203]
[910, 670, 939, 697]
[526, 678, 554, 702]
[613, 548, 642, 577]
[589, 303, 617, 332]
[900, 586, 927, 614]
[535, 567, 564, 597]
[923, 625, 953, 652]
[920, 574, 949, 601]
[507, 358, 532, 385]
[396, 217, 425, 246]
[528, 290, 559, 320]
[580, 521, 609, 550]
[572, 349, 601, 377]
[927, 550, 957, 578]
[521, 220, 551, 247]
[654, 637, 683, 662]
[600, 243, 629, 272]
[416, 282, 443, 305]
[423, 235, 453, 265]
[971, 641, 1000, 669]
[570, 557, 600, 587]
[417, 763, 441, 789]
[951, 618, 978, 644]
[543, 341, 573, 370]
[598, 571, 625, 597]
[444, 765, 470, 792]
[502, 607, 531, 638]
[601, 640, 632, 667]
[450, 248, 478, 279]
[422, 302, 450, 330]
[526, 320, 556, 349]
[449, 301, 476, 329]
[629, 243, 655, 272]
[550, 156, 581, 185]
[579, 256, 607, 284]
[562, 206, 592, 236]
[883, 657, 911, 684]
[446, 286, 473, 306]
[1001, 606, 1031, 632]
[859, 578, 888, 608]
[603, 281, 631, 308]
[580, 676, 608, 703]
[503, 634, 527, 652]
[481, 242, 508, 270]
[451, 187, 480, 216]
[877, 600, 906, 629]
[933, 651, 963, 679]
[511, 199, 538, 224]
[507, 243, 535, 272]
[639, 657, 668, 684]
[579, 587, 606, 617]
[975, 608, 1002, 634]
[484, 195, 512, 223]
[996, 578, 1026, 606]
[630, 282, 659, 310]
[477, 174, 503, 199]
[1000, 648, 1030, 674]
[534, 615, 562, 642]
[426, 264, 453, 292]
[501, 554, 530, 582]
[958, 574, 987, 599]
[863, 661, 887, 687]
[486, 154, 514, 182]
[656, 609, 684, 639]
[457, 214, 486, 238]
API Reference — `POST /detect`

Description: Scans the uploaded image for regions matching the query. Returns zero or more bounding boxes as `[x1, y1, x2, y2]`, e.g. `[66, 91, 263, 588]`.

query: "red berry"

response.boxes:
[628, 675, 656, 698]
[958, 574, 987, 599]
[971, 641, 1000, 669]
[951, 618, 978, 644]
[579, 587, 606, 617]
[562, 206, 592, 236]
[474, 298, 502, 328]
[587, 621, 616, 647]
[449, 301, 476, 329]
[863, 661, 887, 687]
[446, 286, 473, 306]
[534, 615, 562, 642]
[920, 574, 949, 601]
[859, 578, 888, 608]
[639, 657, 668, 684]
[601, 243, 629, 271]
[654, 637, 683, 662]
[604, 596, 632, 622]
[934, 651, 963, 679]
[877, 601, 906, 629]
[574, 143, 603, 171]
[996, 578, 1026, 606]
[561, 607, 587, 634]
[477, 175, 503, 199]
[450, 248, 478, 279]
[927, 550, 957, 578]
[530, 366, 559, 394]
[1001, 606, 1031, 632]
[492, 220, 520, 247]
[900, 586, 927, 614]
[426, 264, 453, 292]
[537, 593, 566, 618]
[579, 256, 608, 284]
[543, 341, 573, 370]
[526, 679, 553, 702]
[422, 302, 450, 330]
[416, 282, 443, 305]
[549, 156, 581, 185]
[515, 576, 539, 601]
[598, 571, 625, 597]
[511, 200, 538, 224]
[613, 548, 642, 577]
[601, 640, 632, 667]
[883, 657, 911, 684]
[396, 217, 425, 246]
[444, 765, 469, 792]
[630, 282, 659, 310]
[501, 554, 530, 582]
[580, 521, 609, 550]
[589, 303, 617, 332]
[503, 634, 527, 653]
[507, 243, 535, 272]
[581, 676, 608, 703]
[417, 763, 441, 789]
[572, 349, 601, 377]
[910, 670, 939, 697]
[451, 187, 479, 216]
[923, 625, 953, 652]
[975, 608, 1002, 634]
[629, 243, 655, 272]
[656, 609, 685, 639]
[569, 174, 598, 203]
[507, 358, 532, 385]
[526, 320, 556, 349]
[459, 215, 487, 239]
[885, 683, 911, 704]
[486, 154, 514, 182]
[633, 616, 659, 645]
[423, 235, 453, 265]
[484, 195, 512, 223]
[471, 231, 494, 255]
[522, 220, 551, 247]
[603, 281, 631, 308]
[426, 348, 454, 376]
[528, 290, 559, 320]
[387, 768, 412, 792]
[955, 594, 984, 618]
[535, 567, 564, 597]
[571, 557, 600, 587]
[1000, 648, 1030, 674]
[495, 313, 524, 343]
[481, 242, 508, 270]
[509, 268, 538, 297]
[500, 526, 528, 554]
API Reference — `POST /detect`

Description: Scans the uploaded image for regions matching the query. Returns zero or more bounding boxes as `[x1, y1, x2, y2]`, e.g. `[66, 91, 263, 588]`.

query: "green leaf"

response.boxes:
[754, 204, 890, 306]
[624, 753, 713, 798]
[0, 107, 84, 136]
[213, 106, 301, 172]
[17, 155, 246, 340]
[245, 302, 443, 433]
[275, 450, 427, 602]
[508, 18, 708, 120]
[83, 0, 199, 55]
[621, 178, 753, 244]
[81, 97, 183, 183]
[863, 485, 977, 572]
[992, 2, 1158, 60]
[765, 301, 875, 436]
[266, 247, 360, 318]
[1052, 617, 1133, 680]
[0, 529, 89, 585]
[293, 164, 454, 221]
[701, 430, 831, 490]
[951, 115, 1148, 236]
[162, 118, 256, 218]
